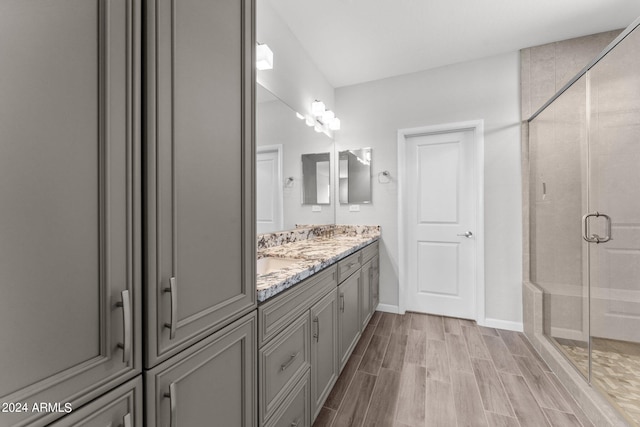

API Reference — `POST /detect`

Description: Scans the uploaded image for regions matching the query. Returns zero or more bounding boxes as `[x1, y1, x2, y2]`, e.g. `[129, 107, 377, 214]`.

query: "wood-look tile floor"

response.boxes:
[313, 312, 595, 427]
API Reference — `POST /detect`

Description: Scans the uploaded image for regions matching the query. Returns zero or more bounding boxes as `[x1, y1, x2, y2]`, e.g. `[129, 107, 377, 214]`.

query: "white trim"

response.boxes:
[256, 144, 284, 232]
[397, 120, 485, 324]
[482, 318, 523, 332]
[375, 303, 399, 314]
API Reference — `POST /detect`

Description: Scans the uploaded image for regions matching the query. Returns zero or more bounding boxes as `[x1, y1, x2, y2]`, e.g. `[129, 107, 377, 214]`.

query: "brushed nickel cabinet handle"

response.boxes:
[122, 413, 132, 427]
[164, 277, 177, 339]
[340, 293, 345, 312]
[116, 290, 132, 364]
[313, 316, 320, 342]
[164, 383, 177, 427]
[291, 418, 300, 427]
[280, 352, 300, 371]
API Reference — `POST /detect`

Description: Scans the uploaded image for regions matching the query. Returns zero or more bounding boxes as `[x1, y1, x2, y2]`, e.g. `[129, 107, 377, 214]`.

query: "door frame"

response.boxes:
[397, 120, 485, 324]
[256, 144, 284, 233]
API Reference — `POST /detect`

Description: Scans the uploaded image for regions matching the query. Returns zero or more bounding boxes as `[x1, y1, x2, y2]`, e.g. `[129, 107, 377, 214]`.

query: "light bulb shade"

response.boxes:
[305, 116, 315, 127]
[314, 123, 323, 133]
[256, 43, 273, 70]
[295, 112, 305, 120]
[311, 100, 325, 117]
[322, 109, 335, 123]
[329, 117, 341, 131]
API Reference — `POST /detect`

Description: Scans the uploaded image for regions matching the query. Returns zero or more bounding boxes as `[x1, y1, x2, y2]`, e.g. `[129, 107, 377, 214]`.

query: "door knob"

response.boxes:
[457, 231, 473, 238]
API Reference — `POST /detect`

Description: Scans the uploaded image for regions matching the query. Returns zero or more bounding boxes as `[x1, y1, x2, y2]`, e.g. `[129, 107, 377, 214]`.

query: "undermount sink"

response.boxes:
[256, 257, 300, 275]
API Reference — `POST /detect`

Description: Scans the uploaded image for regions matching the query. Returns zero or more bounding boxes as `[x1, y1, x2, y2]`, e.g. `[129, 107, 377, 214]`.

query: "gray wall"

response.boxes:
[335, 52, 523, 327]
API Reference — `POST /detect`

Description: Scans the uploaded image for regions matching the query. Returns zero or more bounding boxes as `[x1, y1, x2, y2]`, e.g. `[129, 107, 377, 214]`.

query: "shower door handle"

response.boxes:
[582, 212, 612, 244]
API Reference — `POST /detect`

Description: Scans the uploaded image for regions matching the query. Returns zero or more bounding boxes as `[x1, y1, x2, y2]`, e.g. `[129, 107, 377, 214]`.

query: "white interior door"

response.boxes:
[404, 129, 477, 319]
[257, 145, 283, 234]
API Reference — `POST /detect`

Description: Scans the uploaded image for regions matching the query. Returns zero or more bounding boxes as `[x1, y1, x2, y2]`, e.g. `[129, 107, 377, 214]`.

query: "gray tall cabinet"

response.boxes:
[0, 0, 256, 426]
[144, 0, 257, 424]
[0, 1, 142, 426]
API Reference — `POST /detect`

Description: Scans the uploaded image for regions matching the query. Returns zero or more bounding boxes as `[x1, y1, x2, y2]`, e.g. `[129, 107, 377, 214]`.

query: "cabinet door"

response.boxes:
[146, 312, 257, 427]
[49, 377, 143, 427]
[372, 256, 380, 312]
[0, 1, 141, 426]
[338, 273, 361, 371]
[145, 0, 256, 366]
[310, 291, 339, 420]
[361, 260, 373, 329]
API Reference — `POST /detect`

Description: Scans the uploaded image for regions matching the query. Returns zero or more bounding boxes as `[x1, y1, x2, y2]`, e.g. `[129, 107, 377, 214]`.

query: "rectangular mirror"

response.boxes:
[302, 153, 331, 205]
[256, 84, 335, 233]
[339, 148, 372, 204]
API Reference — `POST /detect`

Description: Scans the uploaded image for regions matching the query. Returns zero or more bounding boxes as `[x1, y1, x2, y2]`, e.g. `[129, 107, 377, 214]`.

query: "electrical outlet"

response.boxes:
[349, 204, 360, 212]
[312, 205, 322, 212]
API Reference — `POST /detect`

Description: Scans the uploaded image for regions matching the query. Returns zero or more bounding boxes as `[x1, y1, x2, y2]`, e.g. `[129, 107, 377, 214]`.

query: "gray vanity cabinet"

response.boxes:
[361, 259, 373, 329]
[338, 271, 362, 371]
[0, 1, 142, 426]
[144, 0, 256, 367]
[48, 377, 143, 427]
[310, 290, 339, 419]
[361, 242, 380, 327]
[145, 313, 257, 427]
[372, 256, 380, 311]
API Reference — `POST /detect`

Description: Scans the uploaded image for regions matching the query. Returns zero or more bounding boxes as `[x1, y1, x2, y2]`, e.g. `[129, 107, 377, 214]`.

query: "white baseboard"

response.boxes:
[481, 318, 523, 332]
[375, 303, 399, 314]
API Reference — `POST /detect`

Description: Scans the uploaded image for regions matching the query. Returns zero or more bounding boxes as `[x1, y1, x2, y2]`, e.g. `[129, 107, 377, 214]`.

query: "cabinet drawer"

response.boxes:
[145, 312, 256, 427]
[259, 266, 337, 347]
[49, 377, 143, 427]
[361, 241, 378, 263]
[337, 252, 361, 283]
[260, 314, 310, 425]
[264, 371, 310, 427]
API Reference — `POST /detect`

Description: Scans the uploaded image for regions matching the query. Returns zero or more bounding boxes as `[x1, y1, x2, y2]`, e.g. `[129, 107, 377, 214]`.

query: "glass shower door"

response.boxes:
[530, 75, 590, 378]
[587, 27, 640, 424]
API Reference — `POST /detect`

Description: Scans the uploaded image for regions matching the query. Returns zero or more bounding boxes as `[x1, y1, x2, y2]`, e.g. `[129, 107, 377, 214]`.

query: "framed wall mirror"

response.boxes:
[339, 148, 372, 204]
[302, 153, 331, 205]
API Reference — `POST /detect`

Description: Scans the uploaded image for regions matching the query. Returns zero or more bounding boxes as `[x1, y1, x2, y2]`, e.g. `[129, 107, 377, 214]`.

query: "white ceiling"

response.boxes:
[267, 0, 640, 88]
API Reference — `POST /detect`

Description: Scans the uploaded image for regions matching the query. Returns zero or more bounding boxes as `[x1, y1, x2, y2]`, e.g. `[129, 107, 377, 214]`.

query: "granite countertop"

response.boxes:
[257, 233, 380, 302]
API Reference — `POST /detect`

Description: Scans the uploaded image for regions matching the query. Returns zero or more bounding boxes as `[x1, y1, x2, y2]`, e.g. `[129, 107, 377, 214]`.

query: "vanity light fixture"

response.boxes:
[295, 112, 305, 120]
[256, 43, 273, 70]
[311, 100, 326, 117]
[322, 109, 335, 123]
[310, 99, 341, 131]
